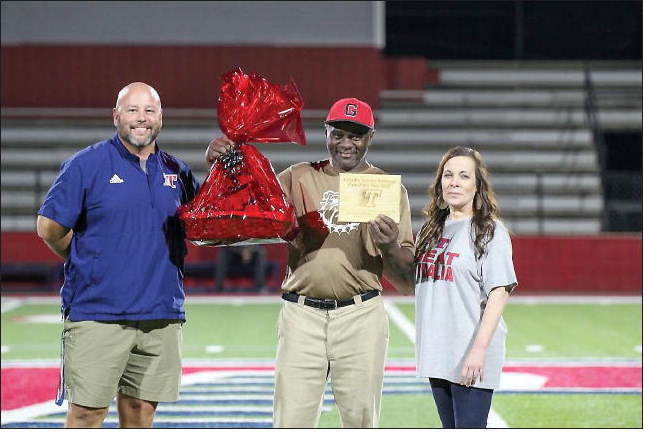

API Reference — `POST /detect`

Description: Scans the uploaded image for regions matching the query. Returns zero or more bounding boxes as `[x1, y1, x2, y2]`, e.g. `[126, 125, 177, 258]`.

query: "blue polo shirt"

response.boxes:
[38, 134, 199, 321]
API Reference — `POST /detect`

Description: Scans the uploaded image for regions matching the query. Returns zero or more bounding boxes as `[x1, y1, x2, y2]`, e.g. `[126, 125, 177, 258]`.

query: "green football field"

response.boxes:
[1, 295, 642, 428]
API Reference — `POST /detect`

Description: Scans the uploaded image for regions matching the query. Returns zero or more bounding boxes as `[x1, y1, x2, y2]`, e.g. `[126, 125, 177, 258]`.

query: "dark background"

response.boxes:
[385, 1, 642, 60]
[386, 1, 642, 232]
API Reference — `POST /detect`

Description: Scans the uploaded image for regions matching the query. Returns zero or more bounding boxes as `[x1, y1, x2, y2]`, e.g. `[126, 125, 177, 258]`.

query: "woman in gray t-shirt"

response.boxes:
[414, 146, 518, 428]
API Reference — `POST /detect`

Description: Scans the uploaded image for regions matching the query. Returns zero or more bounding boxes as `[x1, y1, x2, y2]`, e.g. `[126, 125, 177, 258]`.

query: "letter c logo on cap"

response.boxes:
[344, 103, 358, 117]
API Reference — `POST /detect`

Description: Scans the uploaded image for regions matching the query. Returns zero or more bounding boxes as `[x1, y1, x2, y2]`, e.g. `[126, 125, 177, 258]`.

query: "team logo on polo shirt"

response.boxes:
[163, 173, 178, 188]
[109, 174, 124, 184]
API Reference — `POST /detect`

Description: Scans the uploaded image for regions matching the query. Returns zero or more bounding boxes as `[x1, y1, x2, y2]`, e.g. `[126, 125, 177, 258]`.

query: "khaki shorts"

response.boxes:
[62, 319, 182, 408]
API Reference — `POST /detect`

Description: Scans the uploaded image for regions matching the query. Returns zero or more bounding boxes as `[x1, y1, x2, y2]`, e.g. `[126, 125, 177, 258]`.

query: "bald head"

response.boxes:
[115, 82, 161, 110]
[113, 82, 163, 151]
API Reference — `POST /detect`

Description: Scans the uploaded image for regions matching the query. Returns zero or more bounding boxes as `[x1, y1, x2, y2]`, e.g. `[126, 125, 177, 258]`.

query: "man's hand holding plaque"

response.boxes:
[337, 173, 402, 223]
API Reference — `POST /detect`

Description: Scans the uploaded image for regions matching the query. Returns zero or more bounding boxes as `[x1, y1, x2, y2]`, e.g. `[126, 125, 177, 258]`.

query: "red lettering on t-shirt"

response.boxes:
[416, 238, 459, 283]
[418, 250, 435, 265]
[445, 252, 460, 265]
[428, 263, 436, 279]
[436, 238, 450, 249]
[444, 266, 454, 282]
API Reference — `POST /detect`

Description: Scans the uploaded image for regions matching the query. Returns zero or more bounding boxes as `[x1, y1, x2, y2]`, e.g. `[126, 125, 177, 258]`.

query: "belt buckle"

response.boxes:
[321, 299, 338, 310]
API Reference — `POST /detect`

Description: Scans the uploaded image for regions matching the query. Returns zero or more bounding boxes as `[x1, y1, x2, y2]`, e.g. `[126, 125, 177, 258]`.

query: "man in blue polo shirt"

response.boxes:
[37, 82, 199, 428]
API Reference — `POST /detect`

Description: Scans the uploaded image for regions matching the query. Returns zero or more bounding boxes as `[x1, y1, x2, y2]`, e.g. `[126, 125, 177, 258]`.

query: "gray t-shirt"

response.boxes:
[415, 217, 518, 389]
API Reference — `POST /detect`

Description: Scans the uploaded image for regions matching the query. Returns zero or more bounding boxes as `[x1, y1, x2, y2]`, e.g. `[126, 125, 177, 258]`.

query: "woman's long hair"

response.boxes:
[415, 147, 501, 261]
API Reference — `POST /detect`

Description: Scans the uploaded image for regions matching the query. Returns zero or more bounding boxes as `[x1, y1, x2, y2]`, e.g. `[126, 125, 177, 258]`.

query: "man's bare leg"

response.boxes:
[65, 403, 109, 428]
[117, 392, 158, 428]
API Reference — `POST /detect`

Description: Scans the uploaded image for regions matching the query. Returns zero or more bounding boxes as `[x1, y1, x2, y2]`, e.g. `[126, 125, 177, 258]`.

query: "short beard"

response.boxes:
[123, 130, 158, 148]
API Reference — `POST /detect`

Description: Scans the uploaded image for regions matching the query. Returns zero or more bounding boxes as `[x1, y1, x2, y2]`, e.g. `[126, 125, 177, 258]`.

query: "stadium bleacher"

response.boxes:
[2, 61, 641, 235]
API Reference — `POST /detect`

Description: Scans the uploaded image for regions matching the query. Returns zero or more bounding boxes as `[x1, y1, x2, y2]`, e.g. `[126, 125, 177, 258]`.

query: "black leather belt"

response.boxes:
[281, 290, 380, 310]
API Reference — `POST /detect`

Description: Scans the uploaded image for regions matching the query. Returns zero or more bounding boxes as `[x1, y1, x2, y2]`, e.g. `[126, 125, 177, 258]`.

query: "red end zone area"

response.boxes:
[2, 363, 642, 411]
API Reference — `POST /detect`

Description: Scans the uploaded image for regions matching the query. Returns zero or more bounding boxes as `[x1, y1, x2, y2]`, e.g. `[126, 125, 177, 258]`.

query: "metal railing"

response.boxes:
[583, 66, 608, 231]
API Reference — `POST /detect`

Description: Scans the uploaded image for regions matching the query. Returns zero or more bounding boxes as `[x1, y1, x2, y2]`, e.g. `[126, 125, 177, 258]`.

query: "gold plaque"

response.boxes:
[337, 173, 401, 223]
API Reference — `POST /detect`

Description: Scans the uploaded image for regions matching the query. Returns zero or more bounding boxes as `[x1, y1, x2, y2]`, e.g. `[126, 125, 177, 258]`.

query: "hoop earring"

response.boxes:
[438, 200, 448, 210]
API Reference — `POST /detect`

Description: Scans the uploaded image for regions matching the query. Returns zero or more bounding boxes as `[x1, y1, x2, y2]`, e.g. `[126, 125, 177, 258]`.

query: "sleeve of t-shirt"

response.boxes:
[277, 166, 293, 202]
[481, 222, 518, 295]
[37, 158, 85, 230]
[397, 185, 415, 253]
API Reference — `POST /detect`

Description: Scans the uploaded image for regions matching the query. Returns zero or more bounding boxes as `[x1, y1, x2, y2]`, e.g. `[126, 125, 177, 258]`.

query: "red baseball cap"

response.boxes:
[325, 98, 374, 130]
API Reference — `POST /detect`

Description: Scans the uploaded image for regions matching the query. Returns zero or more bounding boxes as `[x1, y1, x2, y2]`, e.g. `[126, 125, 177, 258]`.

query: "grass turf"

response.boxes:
[1, 298, 642, 428]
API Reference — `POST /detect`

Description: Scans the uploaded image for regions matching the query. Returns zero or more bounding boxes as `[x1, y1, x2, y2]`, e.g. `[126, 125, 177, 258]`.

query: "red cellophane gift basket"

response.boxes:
[178, 68, 306, 246]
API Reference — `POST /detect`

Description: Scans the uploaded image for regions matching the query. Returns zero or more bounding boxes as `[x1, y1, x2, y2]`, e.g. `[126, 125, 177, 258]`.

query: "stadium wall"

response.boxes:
[1, 45, 428, 110]
[1, 232, 641, 294]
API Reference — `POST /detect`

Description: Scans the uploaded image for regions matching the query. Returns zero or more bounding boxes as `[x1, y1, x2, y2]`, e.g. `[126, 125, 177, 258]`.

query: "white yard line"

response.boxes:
[382, 295, 642, 305]
[2, 294, 641, 306]
[384, 299, 509, 428]
[1, 296, 61, 304]
[487, 409, 509, 428]
[508, 295, 642, 304]
[0, 400, 67, 425]
[1, 299, 23, 313]
[384, 299, 416, 342]
[0, 294, 280, 305]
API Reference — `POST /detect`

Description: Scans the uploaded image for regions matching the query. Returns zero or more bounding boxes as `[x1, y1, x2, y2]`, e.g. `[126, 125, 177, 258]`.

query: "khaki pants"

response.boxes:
[273, 294, 389, 428]
[62, 319, 182, 408]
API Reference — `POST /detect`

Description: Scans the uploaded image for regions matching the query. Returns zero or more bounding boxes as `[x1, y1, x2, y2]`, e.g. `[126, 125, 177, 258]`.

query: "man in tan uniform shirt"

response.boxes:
[207, 97, 415, 428]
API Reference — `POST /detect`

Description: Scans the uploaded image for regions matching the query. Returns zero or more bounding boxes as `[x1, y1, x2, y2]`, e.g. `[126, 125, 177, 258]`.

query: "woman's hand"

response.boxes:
[459, 286, 510, 386]
[460, 345, 486, 387]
